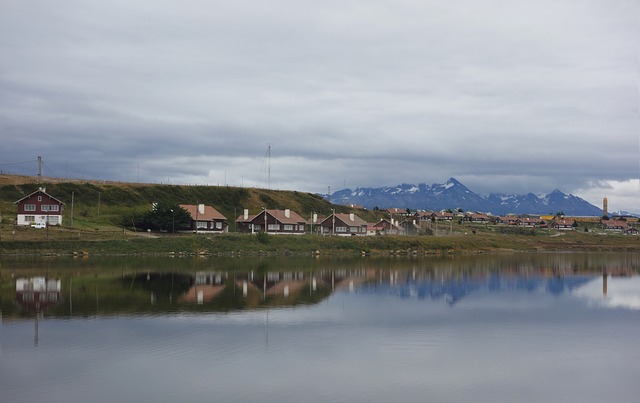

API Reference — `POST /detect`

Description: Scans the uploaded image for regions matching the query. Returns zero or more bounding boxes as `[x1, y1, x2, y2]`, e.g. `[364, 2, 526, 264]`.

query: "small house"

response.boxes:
[180, 204, 228, 233]
[319, 213, 368, 236]
[601, 219, 629, 232]
[14, 187, 65, 226]
[235, 209, 306, 235]
[551, 219, 576, 231]
[371, 218, 404, 235]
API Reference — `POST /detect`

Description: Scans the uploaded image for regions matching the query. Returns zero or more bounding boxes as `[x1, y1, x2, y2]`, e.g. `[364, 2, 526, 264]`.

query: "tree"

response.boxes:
[135, 203, 192, 233]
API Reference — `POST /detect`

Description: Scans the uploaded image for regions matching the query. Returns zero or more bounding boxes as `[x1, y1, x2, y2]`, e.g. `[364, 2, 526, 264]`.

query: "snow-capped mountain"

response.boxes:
[326, 178, 603, 216]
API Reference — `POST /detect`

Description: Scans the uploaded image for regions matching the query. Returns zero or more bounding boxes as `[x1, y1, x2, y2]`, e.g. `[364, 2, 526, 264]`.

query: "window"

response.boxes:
[25, 215, 35, 222]
[268, 224, 280, 231]
[215, 222, 223, 229]
[350, 226, 360, 232]
[41, 205, 59, 212]
[47, 216, 59, 225]
[298, 225, 305, 231]
[24, 204, 36, 211]
[336, 226, 347, 232]
[283, 224, 293, 231]
[197, 221, 208, 229]
[38, 196, 42, 201]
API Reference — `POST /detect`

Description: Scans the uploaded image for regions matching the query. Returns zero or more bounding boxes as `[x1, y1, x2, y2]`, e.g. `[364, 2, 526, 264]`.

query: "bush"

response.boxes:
[256, 231, 269, 244]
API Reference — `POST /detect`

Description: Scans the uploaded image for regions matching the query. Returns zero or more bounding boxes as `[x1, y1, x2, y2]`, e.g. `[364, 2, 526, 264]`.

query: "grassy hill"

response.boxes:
[1, 174, 638, 256]
[0, 174, 381, 230]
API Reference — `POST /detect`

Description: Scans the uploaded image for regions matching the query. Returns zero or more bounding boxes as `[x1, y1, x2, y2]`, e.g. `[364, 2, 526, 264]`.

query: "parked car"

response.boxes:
[31, 222, 47, 229]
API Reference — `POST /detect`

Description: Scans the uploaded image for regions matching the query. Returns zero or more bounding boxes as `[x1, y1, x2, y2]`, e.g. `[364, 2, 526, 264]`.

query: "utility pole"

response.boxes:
[37, 156, 42, 182]
[332, 208, 335, 235]
[263, 207, 267, 233]
[70, 192, 74, 228]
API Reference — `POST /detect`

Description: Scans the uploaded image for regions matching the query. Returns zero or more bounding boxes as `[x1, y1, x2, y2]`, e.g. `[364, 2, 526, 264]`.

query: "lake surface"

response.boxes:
[2, 252, 640, 402]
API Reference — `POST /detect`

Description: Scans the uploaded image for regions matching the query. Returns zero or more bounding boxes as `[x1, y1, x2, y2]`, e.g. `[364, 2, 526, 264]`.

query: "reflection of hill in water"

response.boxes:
[3, 251, 638, 318]
[360, 273, 595, 305]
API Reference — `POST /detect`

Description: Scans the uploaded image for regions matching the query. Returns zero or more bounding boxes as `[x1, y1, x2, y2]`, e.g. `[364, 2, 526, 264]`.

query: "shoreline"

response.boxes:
[1, 231, 638, 257]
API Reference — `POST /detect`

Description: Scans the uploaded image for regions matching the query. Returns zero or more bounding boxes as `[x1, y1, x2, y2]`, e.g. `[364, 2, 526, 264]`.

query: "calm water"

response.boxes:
[2, 253, 640, 402]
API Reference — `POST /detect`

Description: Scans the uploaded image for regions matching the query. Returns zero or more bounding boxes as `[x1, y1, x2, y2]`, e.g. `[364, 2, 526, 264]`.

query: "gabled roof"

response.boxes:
[179, 204, 227, 221]
[266, 209, 306, 224]
[320, 213, 368, 227]
[14, 187, 65, 205]
[236, 209, 306, 224]
[601, 219, 629, 229]
[372, 218, 402, 231]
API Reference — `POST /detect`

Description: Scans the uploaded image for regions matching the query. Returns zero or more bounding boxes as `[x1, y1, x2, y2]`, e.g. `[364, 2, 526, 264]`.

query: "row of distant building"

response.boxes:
[12, 188, 639, 236]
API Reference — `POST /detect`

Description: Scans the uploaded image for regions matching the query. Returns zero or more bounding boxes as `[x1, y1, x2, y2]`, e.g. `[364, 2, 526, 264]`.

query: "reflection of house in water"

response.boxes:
[14, 277, 61, 347]
[238, 271, 308, 298]
[15, 277, 61, 312]
[179, 272, 227, 304]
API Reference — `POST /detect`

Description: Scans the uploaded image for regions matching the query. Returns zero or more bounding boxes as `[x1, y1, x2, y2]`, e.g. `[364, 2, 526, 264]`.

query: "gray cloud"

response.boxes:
[1, 0, 638, 211]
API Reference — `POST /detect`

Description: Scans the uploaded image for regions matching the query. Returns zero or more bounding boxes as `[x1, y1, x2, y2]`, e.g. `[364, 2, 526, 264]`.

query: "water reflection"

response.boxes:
[3, 253, 640, 403]
[4, 253, 639, 319]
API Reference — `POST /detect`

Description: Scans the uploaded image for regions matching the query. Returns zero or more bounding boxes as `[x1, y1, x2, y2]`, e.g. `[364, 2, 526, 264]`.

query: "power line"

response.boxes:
[42, 160, 58, 178]
[0, 159, 37, 166]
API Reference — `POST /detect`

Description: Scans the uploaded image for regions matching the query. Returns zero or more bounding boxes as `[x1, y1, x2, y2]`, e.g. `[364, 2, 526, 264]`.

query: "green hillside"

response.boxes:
[0, 175, 380, 230]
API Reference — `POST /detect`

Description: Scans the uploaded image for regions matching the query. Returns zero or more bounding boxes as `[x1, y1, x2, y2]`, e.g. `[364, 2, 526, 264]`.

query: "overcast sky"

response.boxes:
[1, 1, 638, 212]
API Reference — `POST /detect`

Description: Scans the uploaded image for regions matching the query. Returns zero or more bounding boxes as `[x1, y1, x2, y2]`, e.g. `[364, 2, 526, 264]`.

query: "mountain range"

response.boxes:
[326, 178, 604, 216]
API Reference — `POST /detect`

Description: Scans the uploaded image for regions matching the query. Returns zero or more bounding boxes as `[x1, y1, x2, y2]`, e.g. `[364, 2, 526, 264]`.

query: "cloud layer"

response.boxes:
[1, 1, 638, 211]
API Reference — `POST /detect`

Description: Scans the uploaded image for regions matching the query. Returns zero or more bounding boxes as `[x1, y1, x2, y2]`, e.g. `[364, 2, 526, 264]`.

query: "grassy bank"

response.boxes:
[1, 228, 638, 257]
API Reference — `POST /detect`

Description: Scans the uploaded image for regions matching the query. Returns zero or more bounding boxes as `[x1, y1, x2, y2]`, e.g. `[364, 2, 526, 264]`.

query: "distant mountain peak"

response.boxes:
[327, 179, 601, 216]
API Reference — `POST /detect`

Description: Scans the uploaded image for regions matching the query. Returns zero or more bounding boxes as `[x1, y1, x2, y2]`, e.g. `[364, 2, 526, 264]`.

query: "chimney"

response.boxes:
[285, 209, 290, 218]
[313, 213, 317, 223]
[350, 213, 355, 221]
[243, 209, 249, 220]
[198, 204, 205, 215]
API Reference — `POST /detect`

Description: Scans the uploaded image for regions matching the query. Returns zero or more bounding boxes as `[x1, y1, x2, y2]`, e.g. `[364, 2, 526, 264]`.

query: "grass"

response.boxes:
[1, 223, 639, 257]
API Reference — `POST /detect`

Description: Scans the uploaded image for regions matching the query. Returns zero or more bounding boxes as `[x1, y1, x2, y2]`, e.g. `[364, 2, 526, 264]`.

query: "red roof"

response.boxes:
[180, 204, 226, 221]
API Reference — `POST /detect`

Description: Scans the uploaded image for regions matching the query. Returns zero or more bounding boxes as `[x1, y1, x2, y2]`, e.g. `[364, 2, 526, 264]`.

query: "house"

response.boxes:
[601, 219, 629, 232]
[415, 211, 434, 222]
[179, 204, 228, 233]
[235, 209, 306, 235]
[386, 208, 411, 217]
[371, 218, 404, 235]
[319, 213, 368, 236]
[431, 212, 454, 221]
[463, 213, 491, 223]
[15, 277, 61, 312]
[519, 217, 546, 228]
[14, 187, 64, 226]
[550, 219, 576, 230]
[624, 227, 639, 235]
[495, 216, 519, 226]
